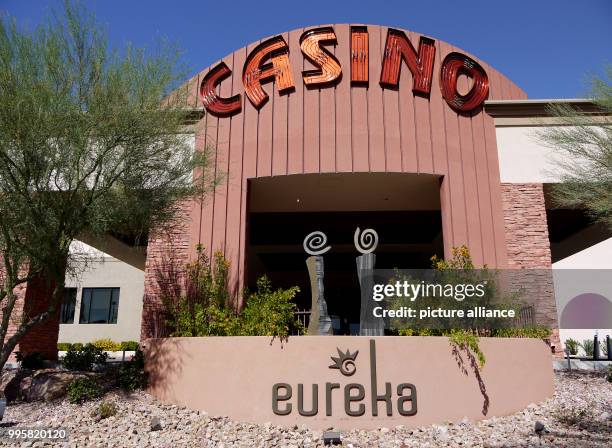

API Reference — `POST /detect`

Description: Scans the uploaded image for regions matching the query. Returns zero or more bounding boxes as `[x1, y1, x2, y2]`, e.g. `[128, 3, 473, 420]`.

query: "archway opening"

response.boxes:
[246, 172, 443, 334]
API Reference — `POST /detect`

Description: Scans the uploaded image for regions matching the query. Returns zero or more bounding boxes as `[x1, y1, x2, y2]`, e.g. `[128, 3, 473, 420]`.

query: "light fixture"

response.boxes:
[322, 431, 341, 445]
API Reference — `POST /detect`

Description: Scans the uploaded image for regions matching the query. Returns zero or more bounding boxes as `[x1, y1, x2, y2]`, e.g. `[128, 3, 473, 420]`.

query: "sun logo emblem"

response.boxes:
[329, 348, 359, 376]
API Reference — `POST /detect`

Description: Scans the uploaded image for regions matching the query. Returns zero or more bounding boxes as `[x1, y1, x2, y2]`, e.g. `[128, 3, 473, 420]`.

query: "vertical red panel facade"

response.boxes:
[162, 24, 528, 304]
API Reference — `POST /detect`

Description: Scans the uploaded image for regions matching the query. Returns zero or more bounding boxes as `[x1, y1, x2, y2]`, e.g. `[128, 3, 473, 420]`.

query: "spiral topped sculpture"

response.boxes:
[303, 231, 331, 255]
[303, 230, 333, 335]
[354, 227, 379, 254]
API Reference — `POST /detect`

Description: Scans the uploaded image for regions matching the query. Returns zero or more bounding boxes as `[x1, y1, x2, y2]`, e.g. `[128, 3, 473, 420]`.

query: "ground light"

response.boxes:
[322, 430, 341, 445]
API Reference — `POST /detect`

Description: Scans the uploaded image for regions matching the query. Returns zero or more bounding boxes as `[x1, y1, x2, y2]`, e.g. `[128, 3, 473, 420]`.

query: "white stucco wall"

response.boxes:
[552, 238, 612, 352]
[496, 126, 559, 183]
[59, 241, 145, 344]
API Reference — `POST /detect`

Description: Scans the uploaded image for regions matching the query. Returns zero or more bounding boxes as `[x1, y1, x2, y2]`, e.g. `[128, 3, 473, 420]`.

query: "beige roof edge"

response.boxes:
[484, 98, 607, 117]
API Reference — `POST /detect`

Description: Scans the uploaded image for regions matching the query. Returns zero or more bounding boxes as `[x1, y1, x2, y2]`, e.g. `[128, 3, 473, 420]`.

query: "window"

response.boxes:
[79, 288, 120, 324]
[60, 288, 77, 324]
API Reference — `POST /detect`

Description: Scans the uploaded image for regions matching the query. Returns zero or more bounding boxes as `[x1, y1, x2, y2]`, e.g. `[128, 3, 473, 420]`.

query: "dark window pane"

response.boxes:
[79, 289, 91, 324]
[60, 288, 77, 324]
[79, 288, 120, 324]
[110, 288, 119, 324]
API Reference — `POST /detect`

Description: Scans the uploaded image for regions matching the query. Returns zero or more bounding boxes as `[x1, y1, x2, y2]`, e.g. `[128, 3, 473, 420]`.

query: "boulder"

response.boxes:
[27, 370, 91, 401]
[2, 369, 100, 402]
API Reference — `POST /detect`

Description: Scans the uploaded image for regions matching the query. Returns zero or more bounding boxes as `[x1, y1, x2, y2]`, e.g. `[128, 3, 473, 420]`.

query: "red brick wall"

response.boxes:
[501, 183, 561, 355]
[1, 271, 60, 363]
[2, 282, 27, 363]
[140, 201, 192, 341]
[18, 275, 60, 360]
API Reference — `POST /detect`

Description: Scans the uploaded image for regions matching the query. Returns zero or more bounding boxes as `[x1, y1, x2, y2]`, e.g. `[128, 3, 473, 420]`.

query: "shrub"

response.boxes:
[63, 344, 108, 371]
[57, 343, 72, 351]
[120, 341, 139, 351]
[564, 338, 580, 356]
[580, 339, 595, 357]
[72, 343, 84, 350]
[160, 247, 303, 337]
[116, 349, 148, 391]
[15, 352, 45, 370]
[92, 401, 117, 419]
[607, 365, 612, 383]
[66, 377, 103, 404]
[239, 277, 302, 338]
[491, 327, 552, 339]
[601, 341, 609, 358]
[91, 339, 121, 352]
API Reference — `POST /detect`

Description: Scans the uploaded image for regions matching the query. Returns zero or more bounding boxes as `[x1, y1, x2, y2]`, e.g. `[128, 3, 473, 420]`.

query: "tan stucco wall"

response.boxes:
[144, 336, 553, 430]
[59, 254, 145, 344]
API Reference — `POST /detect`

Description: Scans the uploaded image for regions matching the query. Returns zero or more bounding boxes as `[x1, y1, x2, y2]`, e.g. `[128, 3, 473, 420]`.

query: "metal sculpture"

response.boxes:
[200, 62, 242, 117]
[243, 35, 295, 108]
[350, 26, 369, 84]
[304, 231, 332, 335]
[379, 29, 436, 95]
[354, 228, 384, 336]
[354, 227, 378, 254]
[440, 52, 489, 112]
[300, 27, 342, 87]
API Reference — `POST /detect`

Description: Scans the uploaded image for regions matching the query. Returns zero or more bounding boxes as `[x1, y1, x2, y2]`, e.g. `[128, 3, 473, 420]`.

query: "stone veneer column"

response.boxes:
[140, 201, 192, 341]
[501, 183, 561, 355]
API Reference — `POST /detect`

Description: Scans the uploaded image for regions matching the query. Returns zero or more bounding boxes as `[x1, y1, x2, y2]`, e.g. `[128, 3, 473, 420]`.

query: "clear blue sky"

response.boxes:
[1, 0, 610, 98]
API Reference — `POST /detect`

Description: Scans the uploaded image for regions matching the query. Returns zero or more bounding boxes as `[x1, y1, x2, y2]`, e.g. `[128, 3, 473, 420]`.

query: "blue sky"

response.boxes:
[1, 0, 610, 98]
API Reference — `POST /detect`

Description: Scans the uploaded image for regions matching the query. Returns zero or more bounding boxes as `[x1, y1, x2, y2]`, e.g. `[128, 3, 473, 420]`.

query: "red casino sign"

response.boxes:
[200, 26, 489, 117]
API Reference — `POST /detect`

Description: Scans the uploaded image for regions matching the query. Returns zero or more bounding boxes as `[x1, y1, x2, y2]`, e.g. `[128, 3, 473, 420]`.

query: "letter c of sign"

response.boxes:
[200, 62, 242, 117]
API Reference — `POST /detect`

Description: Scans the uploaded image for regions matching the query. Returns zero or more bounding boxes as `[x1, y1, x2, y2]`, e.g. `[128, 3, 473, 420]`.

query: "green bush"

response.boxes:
[15, 352, 44, 370]
[120, 341, 139, 351]
[92, 401, 117, 419]
[580, 339, 595, 357]
[57, 343, 72, 351]
[607, 365, 612, 383]
[565, 338, 580, 356]
[66, 377, 103, 404]
[116, 349, 148, 391]
[239, 277, 302, 338]
[91, 339, 121, 352]
[160, 247, 303, 337]
[490, 327, 552, 339]
[62, 344, 108, 371]
[72, 343, 84, 350]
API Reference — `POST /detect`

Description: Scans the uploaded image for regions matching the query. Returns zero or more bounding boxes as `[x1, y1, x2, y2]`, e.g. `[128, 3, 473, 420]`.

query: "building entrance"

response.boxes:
[246, 173, 443, 334]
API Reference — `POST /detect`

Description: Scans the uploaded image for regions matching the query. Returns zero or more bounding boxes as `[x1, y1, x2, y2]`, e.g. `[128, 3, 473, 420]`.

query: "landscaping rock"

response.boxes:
[150, 416, 162, 431]
[0, 371, 609, 447]
[534, 420, 545, 433]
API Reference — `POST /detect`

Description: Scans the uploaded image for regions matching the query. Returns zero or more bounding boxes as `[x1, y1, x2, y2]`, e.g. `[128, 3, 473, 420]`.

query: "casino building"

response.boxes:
[12, 24, 611, 358]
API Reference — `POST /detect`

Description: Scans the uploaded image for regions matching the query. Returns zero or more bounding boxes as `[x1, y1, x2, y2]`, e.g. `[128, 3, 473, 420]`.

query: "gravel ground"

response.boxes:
[1, 371, 610, 447]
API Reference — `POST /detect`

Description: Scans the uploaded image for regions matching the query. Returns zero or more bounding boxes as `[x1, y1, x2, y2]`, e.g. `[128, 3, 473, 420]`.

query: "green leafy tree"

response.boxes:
[537, 68, 612, 228]
[0, 2, 216, 370]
